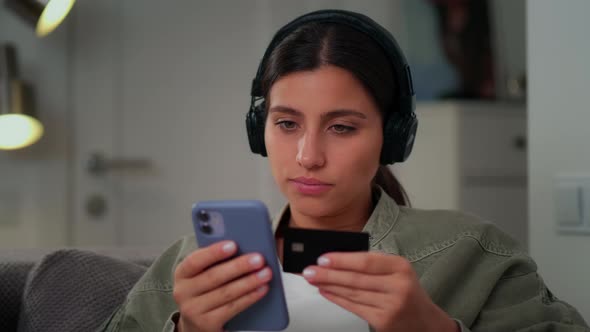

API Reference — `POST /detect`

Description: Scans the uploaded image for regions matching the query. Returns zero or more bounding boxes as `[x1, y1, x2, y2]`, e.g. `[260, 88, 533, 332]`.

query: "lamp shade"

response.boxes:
[0, 113, 43, 150]
[4, 0, 76, 37]
[0, 44, 43, 150]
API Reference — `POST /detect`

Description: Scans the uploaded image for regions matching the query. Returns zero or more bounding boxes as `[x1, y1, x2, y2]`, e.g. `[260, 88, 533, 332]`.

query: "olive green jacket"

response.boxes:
[99, 189, 589, 332]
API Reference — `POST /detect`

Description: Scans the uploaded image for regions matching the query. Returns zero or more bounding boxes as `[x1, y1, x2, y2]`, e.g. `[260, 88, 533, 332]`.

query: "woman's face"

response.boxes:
[264, 65, 383, 217]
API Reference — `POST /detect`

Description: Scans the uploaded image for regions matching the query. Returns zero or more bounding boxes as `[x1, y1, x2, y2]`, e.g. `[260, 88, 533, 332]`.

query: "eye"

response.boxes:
[330, 124, 356, 135]
[276, 120, 298, 131]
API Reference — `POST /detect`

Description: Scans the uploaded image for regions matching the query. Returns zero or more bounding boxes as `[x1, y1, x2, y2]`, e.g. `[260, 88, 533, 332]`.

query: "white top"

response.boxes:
[239, 270, 368, 332]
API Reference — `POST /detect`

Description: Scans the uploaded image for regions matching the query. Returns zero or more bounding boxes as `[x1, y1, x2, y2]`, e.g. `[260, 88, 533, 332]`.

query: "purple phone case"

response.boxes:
[192, 200, 289, 331]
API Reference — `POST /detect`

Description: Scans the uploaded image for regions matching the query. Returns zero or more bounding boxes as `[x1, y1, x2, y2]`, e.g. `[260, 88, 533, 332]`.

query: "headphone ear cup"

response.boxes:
[246, 102, 268, 156]
[380, 112, 418, 164]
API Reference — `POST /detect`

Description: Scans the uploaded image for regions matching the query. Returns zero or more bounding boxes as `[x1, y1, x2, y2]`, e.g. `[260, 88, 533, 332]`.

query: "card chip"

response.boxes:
[291, 242, 304, 253]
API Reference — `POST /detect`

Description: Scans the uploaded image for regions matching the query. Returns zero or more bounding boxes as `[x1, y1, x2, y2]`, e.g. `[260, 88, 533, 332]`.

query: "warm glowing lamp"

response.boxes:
[0, 83, 43, 150]
[4, 0, 76, 37]
[0, 44, 43, 150]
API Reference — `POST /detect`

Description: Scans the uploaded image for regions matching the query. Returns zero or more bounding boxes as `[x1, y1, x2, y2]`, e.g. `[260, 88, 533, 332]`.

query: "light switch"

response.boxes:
[555, 183, 582, 226]
[555, 174, 590, 235]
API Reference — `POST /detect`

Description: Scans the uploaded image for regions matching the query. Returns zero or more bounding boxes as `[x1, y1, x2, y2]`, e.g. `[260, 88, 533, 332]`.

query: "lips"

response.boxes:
[292, 177, 330, 185]
[289, 177, 333, 195]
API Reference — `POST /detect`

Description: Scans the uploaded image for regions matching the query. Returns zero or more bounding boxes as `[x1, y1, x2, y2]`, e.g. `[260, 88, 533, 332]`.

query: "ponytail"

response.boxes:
[372, 166, 410, 207]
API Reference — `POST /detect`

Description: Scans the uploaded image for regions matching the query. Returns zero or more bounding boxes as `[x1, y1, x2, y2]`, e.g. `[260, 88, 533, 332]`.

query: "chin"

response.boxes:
[286, 191, 339, 218]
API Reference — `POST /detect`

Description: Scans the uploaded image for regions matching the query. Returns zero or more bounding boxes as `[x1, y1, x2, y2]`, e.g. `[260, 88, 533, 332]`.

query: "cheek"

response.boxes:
[331, 132, 382, 178]
[264, 123, 278, 162]
[264, 124, 292, 175]
[264, 123, 282, 157]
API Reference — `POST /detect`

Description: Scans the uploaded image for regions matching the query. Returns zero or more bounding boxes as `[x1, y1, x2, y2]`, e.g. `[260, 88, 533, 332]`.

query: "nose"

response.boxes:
[296, 132, 325, 169]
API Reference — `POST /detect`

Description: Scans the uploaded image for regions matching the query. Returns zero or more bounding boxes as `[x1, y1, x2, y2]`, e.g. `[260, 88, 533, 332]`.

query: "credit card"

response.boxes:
[282, 227, 370, 273]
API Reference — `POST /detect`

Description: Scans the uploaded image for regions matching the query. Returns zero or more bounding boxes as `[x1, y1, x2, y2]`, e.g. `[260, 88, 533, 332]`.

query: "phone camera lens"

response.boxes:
[197, 210, 210, 222]
[200, 221, 213, 234]
[197, 210, 212, 234]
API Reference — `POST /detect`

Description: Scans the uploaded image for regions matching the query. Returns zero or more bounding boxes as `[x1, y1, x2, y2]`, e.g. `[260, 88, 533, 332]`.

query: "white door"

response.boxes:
[70, 0, 403, 248]
[70, 0, 285, 248]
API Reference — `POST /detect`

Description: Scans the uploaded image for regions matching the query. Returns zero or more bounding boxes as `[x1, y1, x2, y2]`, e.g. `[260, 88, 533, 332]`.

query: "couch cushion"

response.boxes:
[17, 249, 147, 332]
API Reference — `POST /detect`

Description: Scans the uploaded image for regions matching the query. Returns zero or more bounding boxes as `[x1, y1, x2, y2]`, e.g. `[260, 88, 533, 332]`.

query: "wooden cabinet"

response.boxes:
[395, 101, 528, 248]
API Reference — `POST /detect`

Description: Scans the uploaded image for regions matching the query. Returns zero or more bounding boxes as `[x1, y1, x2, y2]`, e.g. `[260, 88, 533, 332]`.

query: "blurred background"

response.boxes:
[0, 0, 588, 319]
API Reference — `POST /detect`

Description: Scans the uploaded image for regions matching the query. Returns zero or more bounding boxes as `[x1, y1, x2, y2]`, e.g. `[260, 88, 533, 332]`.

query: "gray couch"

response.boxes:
[0, 247, 163, 332]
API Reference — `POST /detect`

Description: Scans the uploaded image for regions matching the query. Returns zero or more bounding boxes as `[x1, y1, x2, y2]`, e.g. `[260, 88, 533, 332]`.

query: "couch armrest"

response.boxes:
[17, 249, 147, 332]
[0, 249, 54, 332]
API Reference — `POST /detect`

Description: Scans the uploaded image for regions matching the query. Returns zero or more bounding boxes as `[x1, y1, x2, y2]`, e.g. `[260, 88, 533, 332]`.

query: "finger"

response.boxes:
[206, 284, 270, 326]
[319, 288, 381, 325]
[317, 284, 386, 308]
[197, 267, 272, 313]
[302, 266, 390, 292]
[175, 241, 237, 279]
[175, 252, 266, 299]
[317, 252, 413, 275]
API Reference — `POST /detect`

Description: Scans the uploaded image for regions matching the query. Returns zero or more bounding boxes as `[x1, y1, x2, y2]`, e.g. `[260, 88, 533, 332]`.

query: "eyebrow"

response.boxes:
[268, 105, 367, 120]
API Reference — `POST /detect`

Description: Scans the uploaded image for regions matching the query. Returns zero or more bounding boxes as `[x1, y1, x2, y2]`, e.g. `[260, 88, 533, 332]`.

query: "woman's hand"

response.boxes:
[173, 241, 272, 332]
[302, 252, 459, 332]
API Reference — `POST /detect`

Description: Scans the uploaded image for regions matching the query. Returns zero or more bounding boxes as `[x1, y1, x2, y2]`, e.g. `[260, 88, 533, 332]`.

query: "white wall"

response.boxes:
[528, 0, 590, 319]
[0, 7, 70, 247]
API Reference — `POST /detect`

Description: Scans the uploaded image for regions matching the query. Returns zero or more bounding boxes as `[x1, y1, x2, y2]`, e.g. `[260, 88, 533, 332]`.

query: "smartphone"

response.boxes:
[192, 200, 289, 331]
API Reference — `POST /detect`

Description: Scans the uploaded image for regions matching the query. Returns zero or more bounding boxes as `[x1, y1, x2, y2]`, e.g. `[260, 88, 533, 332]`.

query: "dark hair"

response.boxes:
[260, 22, 410, 206]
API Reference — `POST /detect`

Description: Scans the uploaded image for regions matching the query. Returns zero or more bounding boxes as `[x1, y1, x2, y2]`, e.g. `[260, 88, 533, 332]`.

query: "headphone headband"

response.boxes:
[250, 9, 415, 114]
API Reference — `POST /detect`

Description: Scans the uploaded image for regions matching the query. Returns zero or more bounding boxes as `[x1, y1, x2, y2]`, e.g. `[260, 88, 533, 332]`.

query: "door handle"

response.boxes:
[87, 151, 152, 176]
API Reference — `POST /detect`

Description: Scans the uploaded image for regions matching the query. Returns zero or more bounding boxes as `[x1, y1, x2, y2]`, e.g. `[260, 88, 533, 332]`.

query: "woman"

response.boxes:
[100, 9, 588, 332]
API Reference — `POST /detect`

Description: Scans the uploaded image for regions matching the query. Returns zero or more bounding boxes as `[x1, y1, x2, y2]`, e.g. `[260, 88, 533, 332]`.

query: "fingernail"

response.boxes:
[257, 268, 270, 280]
[256, 285, 268, 293]
[318, 256, 330, 266]
[222, 242, 236, 253]
[249, 254, 263, 267]
[302, 268, 316, 279]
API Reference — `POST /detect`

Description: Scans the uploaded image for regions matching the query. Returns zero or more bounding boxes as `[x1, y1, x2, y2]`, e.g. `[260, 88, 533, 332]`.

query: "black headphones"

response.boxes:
[246, 9, 418, 165]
